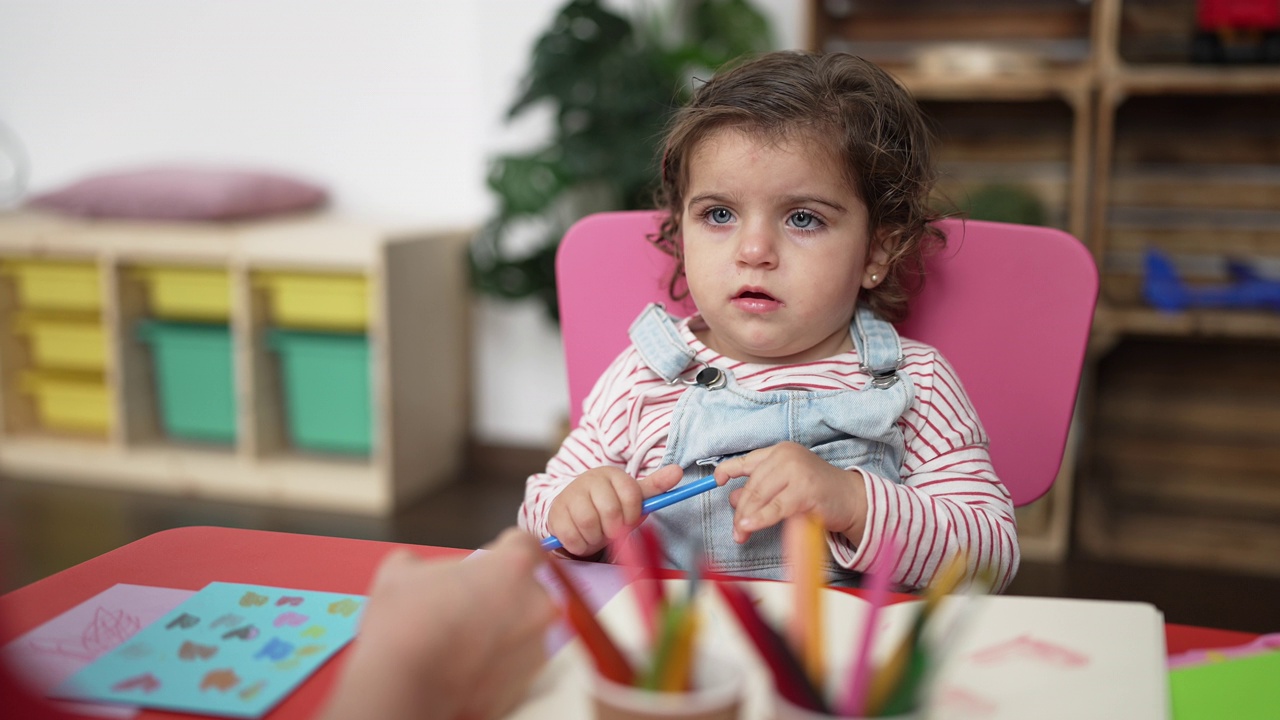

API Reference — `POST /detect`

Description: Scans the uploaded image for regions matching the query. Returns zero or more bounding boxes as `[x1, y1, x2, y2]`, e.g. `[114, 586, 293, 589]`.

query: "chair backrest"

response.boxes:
[556, 211, 1098, 507]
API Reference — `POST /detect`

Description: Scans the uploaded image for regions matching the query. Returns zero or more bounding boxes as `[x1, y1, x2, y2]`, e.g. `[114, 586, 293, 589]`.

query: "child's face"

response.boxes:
[680, 128, 888, 365]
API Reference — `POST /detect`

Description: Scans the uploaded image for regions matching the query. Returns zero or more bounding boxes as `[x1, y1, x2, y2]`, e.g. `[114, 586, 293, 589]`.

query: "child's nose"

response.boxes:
[735, 223, 779, 267]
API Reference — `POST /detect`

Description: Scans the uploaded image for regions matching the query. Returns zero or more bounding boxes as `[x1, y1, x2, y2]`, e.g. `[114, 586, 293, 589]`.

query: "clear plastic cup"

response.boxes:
[590, 651, 743, 720]
[772, 692, 921, 720]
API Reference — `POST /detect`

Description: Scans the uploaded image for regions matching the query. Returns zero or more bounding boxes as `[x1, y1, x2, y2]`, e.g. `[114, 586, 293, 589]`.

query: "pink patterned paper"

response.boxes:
[3, 583, 195, 718]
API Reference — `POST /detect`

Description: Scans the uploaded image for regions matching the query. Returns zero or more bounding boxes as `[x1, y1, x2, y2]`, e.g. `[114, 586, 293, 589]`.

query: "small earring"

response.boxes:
[870, 273, 879, 283]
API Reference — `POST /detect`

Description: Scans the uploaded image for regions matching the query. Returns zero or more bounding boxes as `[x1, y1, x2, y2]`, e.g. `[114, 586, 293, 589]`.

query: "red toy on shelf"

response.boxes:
[1192, 0, 1280, 62]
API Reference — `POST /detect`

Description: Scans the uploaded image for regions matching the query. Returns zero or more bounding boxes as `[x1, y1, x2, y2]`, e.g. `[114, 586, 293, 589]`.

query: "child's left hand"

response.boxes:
[712, 441, 868, 544]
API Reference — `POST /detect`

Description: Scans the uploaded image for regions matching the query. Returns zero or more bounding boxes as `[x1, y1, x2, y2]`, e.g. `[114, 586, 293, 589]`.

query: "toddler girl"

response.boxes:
[519, 51, 1018, 591]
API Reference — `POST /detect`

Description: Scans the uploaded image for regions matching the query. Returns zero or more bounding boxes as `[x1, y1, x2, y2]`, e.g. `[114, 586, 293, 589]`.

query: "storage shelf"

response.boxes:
[1104, 64, 1280, 96]
[1096, 305, 1280, 341]
[812, 0, 1280, 570]
[892, 67, 1092, 102]
[809, 0, 1095, 561]
[0, 436, 384, 512]
[1077, 498, 1280, 577]
[0, 211, 470, 515]
[0, 211, 436, 268]
[1108, 460, 1280, 518]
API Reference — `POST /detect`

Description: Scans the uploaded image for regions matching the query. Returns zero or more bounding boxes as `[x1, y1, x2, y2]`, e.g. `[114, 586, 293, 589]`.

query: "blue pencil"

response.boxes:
[540, 474, 719, 552]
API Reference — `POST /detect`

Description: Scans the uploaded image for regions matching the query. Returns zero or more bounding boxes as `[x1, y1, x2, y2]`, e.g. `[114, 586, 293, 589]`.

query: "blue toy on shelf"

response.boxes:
[1144, 248, 1280, 312]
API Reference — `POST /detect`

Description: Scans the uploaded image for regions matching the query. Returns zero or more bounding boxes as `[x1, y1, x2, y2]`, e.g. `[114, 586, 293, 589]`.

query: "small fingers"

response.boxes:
[728, 486, 744, 509]
[546, 500, 590, 556]
[738, 492, 791, 534]
[732, 478, 793, 543]
[566, 497, 606, 554]
[589, 480, 631, 541]
[732, 468, 788, 525]
[608, 473, 646, 529]
[637, 464, 683, 497]
[713, 455, 752, 486]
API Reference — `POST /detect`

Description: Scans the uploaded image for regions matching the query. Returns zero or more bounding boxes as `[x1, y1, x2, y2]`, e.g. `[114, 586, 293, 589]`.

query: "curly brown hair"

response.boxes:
[651, 50, 946, 323]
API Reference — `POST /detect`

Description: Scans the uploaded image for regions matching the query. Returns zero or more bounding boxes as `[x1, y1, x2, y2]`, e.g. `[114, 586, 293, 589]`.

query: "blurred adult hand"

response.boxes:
[320, 528, 557, 720]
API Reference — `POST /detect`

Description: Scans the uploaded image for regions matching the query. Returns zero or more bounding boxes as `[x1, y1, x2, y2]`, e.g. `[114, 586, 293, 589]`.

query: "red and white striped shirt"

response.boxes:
[519, 317, 1019, 592]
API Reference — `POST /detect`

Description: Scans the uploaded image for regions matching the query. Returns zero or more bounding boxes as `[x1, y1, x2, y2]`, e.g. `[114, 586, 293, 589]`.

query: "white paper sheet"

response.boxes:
[509, 580, 1168, 720]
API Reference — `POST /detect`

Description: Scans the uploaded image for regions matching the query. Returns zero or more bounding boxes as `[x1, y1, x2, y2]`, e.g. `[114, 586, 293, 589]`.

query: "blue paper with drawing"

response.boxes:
[53, 582, 365, 718]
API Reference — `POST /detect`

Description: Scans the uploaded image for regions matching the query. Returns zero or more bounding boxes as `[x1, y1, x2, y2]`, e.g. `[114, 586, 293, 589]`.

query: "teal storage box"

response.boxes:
[137, 321, 236, 444]
[268, 330, 372, 455]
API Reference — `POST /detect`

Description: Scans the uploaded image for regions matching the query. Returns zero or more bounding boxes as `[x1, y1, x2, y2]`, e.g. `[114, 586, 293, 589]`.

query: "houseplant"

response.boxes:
[469, 0, 772, 321]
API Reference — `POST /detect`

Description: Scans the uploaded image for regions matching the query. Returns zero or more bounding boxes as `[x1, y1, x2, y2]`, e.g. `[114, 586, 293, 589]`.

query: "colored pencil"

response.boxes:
[660, 550, 704, 692]
[880, 637, 930, 716]
[837, 533, 903, 716]
[642, 601, 685, 690]
[785, 513, 826, 691]
[639, 523, 668, 610]
[715, 580, 828, 712]
[660, 607, 700, 692]
[920, 551, 968, 615]
[864, 551, 968, 715]
[540, 475, 719, 551]
[862, 602, 922, 716]
[545, 559, 635, 685]
[613, 529, 663, 645]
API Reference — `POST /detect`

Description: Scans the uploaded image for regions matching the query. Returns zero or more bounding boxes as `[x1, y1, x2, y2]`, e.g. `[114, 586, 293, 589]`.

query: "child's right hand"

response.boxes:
[547, 464, 684, 558]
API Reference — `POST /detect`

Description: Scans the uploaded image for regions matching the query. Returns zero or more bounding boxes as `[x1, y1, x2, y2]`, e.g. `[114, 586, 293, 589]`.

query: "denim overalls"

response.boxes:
[628, 303, 915, 584]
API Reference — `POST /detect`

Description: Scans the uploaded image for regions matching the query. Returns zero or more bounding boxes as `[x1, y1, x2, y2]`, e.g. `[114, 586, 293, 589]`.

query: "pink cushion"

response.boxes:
[28, 166, 328, 221]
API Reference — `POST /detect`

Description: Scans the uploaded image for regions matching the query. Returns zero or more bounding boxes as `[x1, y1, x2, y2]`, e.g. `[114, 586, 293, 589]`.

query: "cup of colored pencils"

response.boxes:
[715, 518, 973, 719]
[547, 530, 744, 720]
[589, 646, 744, 720]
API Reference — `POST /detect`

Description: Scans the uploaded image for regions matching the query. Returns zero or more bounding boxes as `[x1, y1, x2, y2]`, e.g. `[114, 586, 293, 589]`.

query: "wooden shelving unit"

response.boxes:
[810, 0, 1095, 242]
[0, 211, 471, 515]
[808, 0, 1097, 561]
[810, 1, 1280, 575]
[1080, 0, 1280, 576]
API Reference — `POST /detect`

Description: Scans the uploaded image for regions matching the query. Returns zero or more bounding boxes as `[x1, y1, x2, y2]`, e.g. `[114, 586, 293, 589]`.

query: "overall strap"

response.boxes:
[852, 304, 904, 389]
[628, 303, 697, 382]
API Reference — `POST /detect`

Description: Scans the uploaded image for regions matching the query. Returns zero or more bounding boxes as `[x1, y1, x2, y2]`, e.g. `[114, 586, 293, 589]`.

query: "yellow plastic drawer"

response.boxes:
[22, 372, 113, 434]
[15, 315, 108, 371]
[0, 259, 101, 312]
[255, 272, 369, 330]
[133, 266, 231, 321]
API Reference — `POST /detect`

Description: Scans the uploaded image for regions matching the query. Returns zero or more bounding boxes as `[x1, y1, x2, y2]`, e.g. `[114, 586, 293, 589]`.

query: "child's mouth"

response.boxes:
[732, 288, 781, 312]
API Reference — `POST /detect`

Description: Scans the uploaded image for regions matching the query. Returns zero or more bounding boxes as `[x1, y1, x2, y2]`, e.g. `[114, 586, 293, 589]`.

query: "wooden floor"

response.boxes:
[3, 444, 1277, 635]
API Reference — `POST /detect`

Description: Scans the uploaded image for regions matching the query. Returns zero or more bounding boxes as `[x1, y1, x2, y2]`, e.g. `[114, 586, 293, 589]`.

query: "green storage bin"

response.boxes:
[137, 321, 236, 444]
[268, 329, 372, 455]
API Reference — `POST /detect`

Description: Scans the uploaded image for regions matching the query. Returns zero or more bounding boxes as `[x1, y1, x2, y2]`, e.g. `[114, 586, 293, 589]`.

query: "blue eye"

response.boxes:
[707, 207, 734, 225]
[789, 210, 821, 229]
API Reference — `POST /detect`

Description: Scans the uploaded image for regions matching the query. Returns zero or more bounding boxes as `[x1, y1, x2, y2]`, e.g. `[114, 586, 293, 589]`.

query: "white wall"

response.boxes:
[0, 0, 803, 449]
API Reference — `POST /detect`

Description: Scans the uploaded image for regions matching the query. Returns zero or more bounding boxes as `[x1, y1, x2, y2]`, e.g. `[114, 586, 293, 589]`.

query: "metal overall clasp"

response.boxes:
[861, 356, 904, 389]
[676, 362, 727, 390]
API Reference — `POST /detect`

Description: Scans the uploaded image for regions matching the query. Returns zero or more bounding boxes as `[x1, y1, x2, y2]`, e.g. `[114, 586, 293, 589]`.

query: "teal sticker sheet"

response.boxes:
[53, 582, 365, 718]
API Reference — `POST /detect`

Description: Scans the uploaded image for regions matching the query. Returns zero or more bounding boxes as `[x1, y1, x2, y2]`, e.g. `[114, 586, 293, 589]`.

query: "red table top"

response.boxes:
[0, 526, 1260, 719]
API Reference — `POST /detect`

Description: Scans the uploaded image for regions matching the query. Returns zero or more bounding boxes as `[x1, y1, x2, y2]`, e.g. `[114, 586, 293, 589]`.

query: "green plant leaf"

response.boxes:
[687, 0, 773, 67]
[509, 0, 636, 119]
[468, 220, 563, 320]
[487, 151, 573, 218]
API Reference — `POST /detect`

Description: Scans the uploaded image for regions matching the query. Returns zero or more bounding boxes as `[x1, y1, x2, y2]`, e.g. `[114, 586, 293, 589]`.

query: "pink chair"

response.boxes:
[556, 211, 1098, 507]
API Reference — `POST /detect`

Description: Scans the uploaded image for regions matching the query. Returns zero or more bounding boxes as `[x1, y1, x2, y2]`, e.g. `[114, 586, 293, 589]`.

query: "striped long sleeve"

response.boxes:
[826, 348, 1020, 592]
[517, 319, 1019, 592]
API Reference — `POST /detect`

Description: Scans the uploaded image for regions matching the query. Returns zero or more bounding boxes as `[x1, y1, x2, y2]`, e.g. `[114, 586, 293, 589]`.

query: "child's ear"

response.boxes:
[861, 232, 892, 289]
